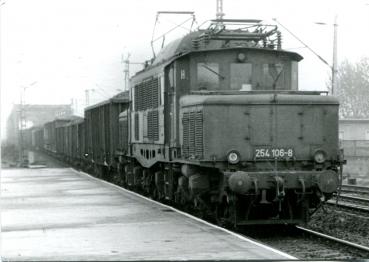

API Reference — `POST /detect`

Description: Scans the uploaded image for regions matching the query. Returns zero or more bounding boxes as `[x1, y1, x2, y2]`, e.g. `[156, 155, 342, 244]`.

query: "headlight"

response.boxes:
[227, 150, 240, 164]
[314, 149, 326, 163]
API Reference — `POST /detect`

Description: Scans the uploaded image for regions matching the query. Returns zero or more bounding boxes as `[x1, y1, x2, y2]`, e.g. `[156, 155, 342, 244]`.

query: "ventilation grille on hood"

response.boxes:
[182, 111, 203, 159]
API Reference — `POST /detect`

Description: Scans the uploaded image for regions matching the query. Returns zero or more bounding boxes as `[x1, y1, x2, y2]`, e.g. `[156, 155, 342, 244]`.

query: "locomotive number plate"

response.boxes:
[254, 147, 294, 159]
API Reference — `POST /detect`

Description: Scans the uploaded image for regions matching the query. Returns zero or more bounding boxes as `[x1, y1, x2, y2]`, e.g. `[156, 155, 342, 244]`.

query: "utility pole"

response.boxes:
[74, 98, 78, 115]
[121, 53, 144, 91]
[331, 15, 338, 96]
[85, 89, 94, 107]
[18, 81, 37, 166]
[19, 87, 27, 166]
[70, 98, 74, 115]
[85, 90, 89, 107]
[315, 16, 338, 95]
[122, 53, 131, 92]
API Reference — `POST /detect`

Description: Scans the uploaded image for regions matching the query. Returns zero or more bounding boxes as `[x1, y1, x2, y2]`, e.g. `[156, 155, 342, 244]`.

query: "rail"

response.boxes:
[327, 199, 369, 213]
[296, 226, 369, 253]
[333, 185, 369, 212]
[341, 184, 369, 194]
[336, 194, 369, 202]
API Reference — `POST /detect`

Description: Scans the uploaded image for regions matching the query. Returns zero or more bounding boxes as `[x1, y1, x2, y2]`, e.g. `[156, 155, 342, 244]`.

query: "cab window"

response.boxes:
[291, 61, 298, 90]
[259, 63, 285, 90]
[197, 63, 219, 90]
[230, 63, 252, 90]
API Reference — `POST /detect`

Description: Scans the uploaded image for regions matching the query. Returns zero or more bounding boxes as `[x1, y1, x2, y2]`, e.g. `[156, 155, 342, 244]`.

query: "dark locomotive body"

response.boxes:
[119, 20, 342, 225]
[32, 20, 343, 226]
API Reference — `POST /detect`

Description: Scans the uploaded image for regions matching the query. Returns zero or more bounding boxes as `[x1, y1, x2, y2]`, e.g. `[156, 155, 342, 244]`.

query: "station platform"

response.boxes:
[1, 167, 295, 261]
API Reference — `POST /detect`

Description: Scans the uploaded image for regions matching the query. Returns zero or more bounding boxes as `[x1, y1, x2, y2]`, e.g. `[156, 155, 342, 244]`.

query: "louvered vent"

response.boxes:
[148, 110, 159, 141]
[195, 112, 203, 157]
[134, 77, 159, 111]
[119, 119, 128, 151]
[182, 113, 189, 157]
[134, 113, 139, 141]
[182, 111, 203, 159]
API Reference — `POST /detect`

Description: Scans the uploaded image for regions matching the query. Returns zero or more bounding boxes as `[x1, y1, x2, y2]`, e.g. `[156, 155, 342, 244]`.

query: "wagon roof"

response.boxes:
[84, 91, 129, 111]
[44, 115, 82, 125]
[66, 117, 84, 126]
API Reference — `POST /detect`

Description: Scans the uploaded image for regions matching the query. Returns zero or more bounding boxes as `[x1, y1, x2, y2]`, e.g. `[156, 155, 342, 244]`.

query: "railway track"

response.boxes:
[340, 184, 369, 195]
[329, 201, 369, 213]
[117, 179, 369, 259]
[106, 175, 369, 259]
[242, 225, 369, 259]
[329, 186, 369, 213]
[239, 187, 369, 259]
[326, 199, 369, 213]
[296, 226, 369, 252]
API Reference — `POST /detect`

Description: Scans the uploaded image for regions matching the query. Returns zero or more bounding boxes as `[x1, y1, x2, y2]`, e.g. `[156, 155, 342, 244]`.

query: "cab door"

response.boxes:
[164, 63, 177, 160]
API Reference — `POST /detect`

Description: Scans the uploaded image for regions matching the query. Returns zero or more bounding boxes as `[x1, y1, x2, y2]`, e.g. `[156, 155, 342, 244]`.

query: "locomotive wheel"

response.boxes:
[193, 194, 214, 221]
[142, 170, 155, 197]
[174, 187, 191, 211]
[215, 196, 238, 229]
[102, 166, 110, 181]
[152, 188, 165, 201]
[117, 163, 126, 186]
[174, 188, 187, 205]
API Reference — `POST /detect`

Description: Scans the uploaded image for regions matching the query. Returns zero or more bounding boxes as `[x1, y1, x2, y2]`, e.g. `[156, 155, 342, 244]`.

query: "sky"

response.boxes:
[1, 0, 369, 139]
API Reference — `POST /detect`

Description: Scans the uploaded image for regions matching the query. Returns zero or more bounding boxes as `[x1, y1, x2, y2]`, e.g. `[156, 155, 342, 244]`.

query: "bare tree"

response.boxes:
[334, 57, 369, 118]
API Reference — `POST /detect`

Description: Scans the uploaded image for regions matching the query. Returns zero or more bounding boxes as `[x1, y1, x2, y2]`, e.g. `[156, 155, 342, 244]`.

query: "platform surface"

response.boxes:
[1, 168, 294, 261]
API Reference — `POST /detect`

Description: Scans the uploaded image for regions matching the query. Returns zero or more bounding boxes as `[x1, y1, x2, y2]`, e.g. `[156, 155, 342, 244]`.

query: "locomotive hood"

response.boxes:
[180, 93, 339, 108]
[179, 91, 340, 167]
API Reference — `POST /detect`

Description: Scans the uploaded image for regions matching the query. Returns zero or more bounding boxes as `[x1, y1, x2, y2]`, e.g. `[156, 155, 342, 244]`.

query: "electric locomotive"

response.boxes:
[115, 19, 343, 226]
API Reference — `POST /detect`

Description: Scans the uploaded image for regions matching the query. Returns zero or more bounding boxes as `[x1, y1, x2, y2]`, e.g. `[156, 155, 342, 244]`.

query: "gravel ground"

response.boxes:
[307, 205, 369, 248]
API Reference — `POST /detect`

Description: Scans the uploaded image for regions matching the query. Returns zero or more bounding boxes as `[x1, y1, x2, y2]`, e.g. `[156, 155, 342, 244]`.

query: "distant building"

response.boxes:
[339, 119, 369, 183]
[339, 119, 369, 141]
[6, 104, 73, 146]
[339, 119, 369, 158]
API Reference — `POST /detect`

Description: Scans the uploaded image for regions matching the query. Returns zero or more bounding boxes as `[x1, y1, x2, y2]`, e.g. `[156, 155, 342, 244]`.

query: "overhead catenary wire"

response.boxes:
[150, 11, 196, 58]
[152, 16, 195, 43]
[162, 18, 195, 33]
[272, 18, 332, 70]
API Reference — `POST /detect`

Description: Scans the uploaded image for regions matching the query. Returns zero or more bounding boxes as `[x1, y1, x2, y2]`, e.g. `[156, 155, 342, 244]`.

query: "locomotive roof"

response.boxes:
[150, 31, 202, 66]
[145, 21, 303, 69]
[84, 91, 129, 111]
